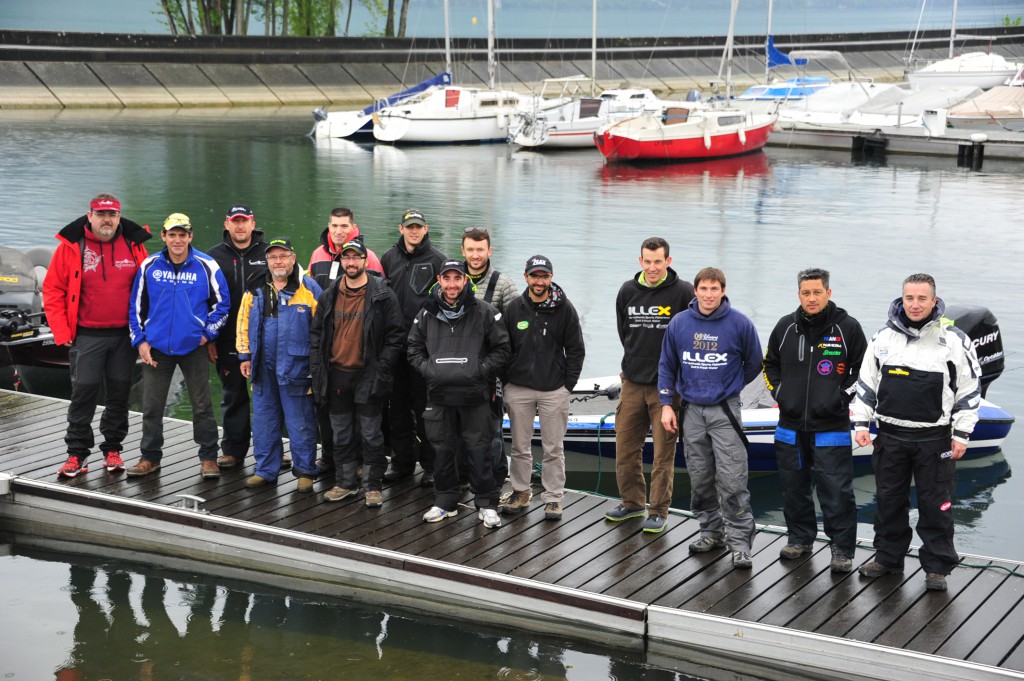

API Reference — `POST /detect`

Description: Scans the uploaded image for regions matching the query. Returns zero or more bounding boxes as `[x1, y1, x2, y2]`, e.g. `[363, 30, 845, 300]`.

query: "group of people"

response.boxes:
[43, 194, 981, 592]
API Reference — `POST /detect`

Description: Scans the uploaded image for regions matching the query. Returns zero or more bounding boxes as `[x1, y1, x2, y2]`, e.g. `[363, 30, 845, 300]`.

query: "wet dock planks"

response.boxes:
[2, 389, 1022, 674]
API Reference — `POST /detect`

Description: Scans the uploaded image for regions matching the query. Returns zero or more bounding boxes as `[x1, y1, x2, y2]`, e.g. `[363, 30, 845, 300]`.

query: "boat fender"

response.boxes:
[704, 129, 712, 150]
[497, 112, 507, 129]
[738, 126, 747, 146]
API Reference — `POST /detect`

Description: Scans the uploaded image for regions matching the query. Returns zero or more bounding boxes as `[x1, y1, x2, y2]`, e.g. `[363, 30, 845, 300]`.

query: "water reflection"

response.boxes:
[2, 545, 735, 680]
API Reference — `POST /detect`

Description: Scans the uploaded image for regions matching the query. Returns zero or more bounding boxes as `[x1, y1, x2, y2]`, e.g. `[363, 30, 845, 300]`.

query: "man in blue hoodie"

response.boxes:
[127, 213, 231, 479]
[658, 267, 763, 569]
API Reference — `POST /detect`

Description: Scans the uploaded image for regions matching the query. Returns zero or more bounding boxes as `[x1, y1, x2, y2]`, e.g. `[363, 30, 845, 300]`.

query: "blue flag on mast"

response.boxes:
[766, 36, 793, 68]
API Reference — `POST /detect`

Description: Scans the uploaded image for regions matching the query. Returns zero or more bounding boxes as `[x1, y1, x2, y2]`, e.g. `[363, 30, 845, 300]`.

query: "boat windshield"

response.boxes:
[0, 247, 38, 293]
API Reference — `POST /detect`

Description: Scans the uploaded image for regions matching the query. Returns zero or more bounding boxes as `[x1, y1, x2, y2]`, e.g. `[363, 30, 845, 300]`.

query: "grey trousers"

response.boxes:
[505, 383, 570, 503]
[681, 397, 755, 553]
[140, 346, 219, 463]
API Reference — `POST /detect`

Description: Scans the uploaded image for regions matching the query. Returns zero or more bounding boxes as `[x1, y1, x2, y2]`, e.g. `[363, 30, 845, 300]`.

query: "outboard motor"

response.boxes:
[945, 304, 1004, 398]
[0, 246, 43, 315]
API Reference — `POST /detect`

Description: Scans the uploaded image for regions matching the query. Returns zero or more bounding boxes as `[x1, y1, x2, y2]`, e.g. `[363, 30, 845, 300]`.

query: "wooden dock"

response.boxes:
[1, 389, 1022, 680]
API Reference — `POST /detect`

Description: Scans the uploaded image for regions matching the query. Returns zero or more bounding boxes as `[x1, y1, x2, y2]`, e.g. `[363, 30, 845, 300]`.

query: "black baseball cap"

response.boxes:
[226, 204, 254, 220]
[439, 259, 466, 275]
[265, 237, 295, 254]
[525, 255, 553, 275]
[341, 236, 367, 256]
[401, 209, 427, 228]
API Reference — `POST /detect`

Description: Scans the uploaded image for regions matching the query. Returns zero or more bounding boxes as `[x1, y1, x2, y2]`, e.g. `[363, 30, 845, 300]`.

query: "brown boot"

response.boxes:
[126, 460, 160, 477]
[201, 461, 220, 479]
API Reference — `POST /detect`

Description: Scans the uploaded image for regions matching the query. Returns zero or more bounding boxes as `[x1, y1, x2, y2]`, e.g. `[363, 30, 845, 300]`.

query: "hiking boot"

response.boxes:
[296, 477, 314, 493]
[858, 561, 903, 578]
[58, 455, 88, 478]
[925, 573, 948, 592]
[246, 475, 274, 489]
[830, 546, 854, 573]
[323, 486, 356, 502]
[103, 451, 125, 473]
[779, 543, 813, 560]
[126, 460, 160, 477]
[200, 461, 220, 479]
[364, 490, 383, 508]
[732, 551, 753, 569]
[423, 506, 457, 523]
[689, 535, 726, 553]
[217, 454, 242, 469]
[604, 504, 647, 522]
[280, 453, 292, 470]
[478, 508, 502, 529]
[642, 514, 668, 534]
[498, 489, 532, 514]
[544, 502, 563, 520]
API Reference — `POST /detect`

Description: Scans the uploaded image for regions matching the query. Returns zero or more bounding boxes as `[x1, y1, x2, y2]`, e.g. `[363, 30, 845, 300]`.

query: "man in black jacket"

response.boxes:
[407, 259, 510, 528]
[605, 237, 694, 533]
[206, 204, 267, 469]
[762, 267, 867, 572]
[310, 237, 405, 508]
[499, 255, 586, 521]
[379, 209, 447, 486]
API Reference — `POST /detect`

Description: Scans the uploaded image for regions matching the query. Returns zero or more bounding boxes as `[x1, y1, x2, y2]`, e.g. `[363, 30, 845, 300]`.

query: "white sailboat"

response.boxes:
[372, 0, 558, 144]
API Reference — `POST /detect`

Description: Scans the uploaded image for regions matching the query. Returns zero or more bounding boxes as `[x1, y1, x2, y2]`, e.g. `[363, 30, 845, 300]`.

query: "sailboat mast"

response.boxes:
[722, 0, 739, 100]
[487, 0, 496, 89]
[948, 0, 958, 59]
[591, 0, 597, 97]
[763, 0, 773, 84]
[443, 0, 452, 75]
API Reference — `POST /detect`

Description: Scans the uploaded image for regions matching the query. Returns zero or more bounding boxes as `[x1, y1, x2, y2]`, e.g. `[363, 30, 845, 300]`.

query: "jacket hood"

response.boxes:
[57, 215, 151, 246]
[688, 294, 732, 320]
[887, 296, 945, 337]
[424, 277, 477, 315]
[219, 228, 266, 254]
[629, 266, 680, 290]
[319, 226, 362, 256]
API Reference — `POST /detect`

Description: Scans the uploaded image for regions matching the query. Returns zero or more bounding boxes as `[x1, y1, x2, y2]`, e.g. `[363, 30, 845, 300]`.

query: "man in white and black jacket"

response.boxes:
[762, 268, 867, 573]
[851, 273, 981, 592]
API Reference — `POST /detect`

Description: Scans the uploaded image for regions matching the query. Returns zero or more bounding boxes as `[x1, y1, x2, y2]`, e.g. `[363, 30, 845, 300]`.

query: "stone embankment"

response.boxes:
[1, 27, 1022, 109]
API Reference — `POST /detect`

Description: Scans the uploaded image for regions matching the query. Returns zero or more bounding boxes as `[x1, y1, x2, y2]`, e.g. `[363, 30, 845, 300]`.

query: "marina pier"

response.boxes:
[2, 389, 1022, 680]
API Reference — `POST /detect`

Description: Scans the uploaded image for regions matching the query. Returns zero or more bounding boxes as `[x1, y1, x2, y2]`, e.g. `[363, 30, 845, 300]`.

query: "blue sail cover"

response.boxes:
[767, 36, 795, 68]
[362, 72, 452, 115]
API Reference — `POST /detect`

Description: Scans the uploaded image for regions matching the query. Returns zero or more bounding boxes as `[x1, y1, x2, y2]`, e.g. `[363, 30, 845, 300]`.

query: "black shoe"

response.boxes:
[420, 472, 435, 488]
[383, 468, 413, 483]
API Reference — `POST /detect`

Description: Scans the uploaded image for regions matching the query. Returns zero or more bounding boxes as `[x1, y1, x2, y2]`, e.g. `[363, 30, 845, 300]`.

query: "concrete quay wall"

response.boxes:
[1, 27, 1023, 109]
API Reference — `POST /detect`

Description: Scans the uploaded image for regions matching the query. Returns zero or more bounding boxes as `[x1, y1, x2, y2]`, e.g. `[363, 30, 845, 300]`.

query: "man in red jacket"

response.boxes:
[42, 193, 151, 478]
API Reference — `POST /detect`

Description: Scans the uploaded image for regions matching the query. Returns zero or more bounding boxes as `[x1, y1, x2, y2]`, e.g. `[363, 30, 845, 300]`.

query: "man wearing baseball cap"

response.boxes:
[407, 259, 510, 528]
[207, 203, 268, 470]
[44, 193, 152, 478]
[379, 209, 447, 486]
[500, 255, 586, 521]
[310, 236, 404, 507]
[236, 237, 322, 492]
[127, 213, 231, 479]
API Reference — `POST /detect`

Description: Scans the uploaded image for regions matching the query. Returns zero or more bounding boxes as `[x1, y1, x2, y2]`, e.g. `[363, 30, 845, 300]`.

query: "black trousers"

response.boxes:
[387, 353, 434, 474]
[214, 337, 251, 459]
[871, 432, 959, 575]
[65, 330, 135, 460]
[327, 369, 386, 491]
[424, 401, 498, 511]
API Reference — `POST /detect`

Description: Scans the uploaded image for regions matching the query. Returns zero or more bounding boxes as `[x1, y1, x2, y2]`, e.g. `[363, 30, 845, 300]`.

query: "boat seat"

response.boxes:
[663, 107, 690, 123]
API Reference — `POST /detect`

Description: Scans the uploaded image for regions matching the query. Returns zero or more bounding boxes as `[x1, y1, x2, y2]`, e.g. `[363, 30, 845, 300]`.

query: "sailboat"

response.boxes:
[310, 72, 453, 139]
[372, 0, 562, 144]
[905, 0, 1022, 89]
[593, 0, 776, 162]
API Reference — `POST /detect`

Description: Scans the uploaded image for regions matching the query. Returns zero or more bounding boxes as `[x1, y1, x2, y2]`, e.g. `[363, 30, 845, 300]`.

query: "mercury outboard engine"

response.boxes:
[945, 304, 1004, 398]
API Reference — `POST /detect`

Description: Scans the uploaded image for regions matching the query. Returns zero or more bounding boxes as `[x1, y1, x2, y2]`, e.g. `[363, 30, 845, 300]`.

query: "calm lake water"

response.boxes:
[3, 0, 1023, 37]
[0, 107, 1021, 675]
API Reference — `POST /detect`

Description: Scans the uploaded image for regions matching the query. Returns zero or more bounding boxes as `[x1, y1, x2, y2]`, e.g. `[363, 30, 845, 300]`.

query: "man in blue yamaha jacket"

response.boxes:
[659, 267, 762, 570]
[127, 213, 231, 479]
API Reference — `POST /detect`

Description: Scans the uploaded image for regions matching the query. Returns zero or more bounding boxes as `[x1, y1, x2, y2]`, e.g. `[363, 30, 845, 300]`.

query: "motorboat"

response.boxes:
[907, 52, 1023, 90]
[947, 72, 1024, 131]
[843, 84, 982, 128]
[510, 76, 667, 149]
[594, 106, 776, 162]
[310, 72, 452, 140]
[775, 81, 904, 127]
[503, 304, 1013, 473]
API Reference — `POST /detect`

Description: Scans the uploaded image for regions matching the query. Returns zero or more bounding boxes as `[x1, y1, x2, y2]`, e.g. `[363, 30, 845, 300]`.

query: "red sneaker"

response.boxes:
[58, 456, 88, 478]
[104, 451, 125, 473]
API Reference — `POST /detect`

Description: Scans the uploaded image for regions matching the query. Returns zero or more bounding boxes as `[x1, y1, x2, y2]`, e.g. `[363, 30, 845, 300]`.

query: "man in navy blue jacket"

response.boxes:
[658, 267, 762, 569]
[127, 213, 231, 479]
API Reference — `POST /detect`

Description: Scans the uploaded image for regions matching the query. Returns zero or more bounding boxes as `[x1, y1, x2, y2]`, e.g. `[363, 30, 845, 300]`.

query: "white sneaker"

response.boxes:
[478, 508, 501, 529]
[423, 506, 457, 523]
